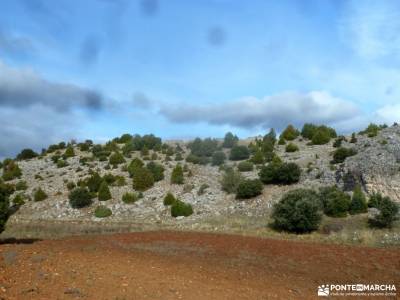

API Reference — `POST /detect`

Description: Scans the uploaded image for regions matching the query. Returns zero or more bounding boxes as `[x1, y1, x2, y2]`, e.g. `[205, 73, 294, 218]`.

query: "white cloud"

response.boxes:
[340, 0, 400, 61]
[375, 104, 400, 124]
[160, 91, 361, 131]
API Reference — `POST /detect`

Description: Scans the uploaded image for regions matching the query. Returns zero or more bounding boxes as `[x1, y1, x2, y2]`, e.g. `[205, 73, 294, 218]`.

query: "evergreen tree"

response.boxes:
[171, 164, 184, 184]
[349, 185, 367, 214]
[98, 181, 112, 201]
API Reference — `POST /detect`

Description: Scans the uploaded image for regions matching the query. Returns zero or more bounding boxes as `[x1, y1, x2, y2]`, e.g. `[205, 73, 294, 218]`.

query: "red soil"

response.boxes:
[0, 231, 399, 299]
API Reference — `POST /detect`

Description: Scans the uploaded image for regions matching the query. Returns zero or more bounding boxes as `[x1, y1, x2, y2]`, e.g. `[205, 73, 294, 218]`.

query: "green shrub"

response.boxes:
[188, 137, 219, 157]
[236, 179, 263, 199]
[127, 158, 144, 177]
[146, 162, 165, 181]
[64, 146, 75, 158]
[69, 187, 93, 208]
[349, 185, 367, 214]
[2, 160, 22, 181]
[259, 161, 301, 185]
[66, 181, 76, 190]
[229, 145, 250, 161]
[163, 192, 176, 206]
[12, 193, 26, 206]
[122, 192, 138, 204]
[368, 196, 399, 228]
[368, 192, 384, 208]
[98, 181, 112, 201]
[94, 205, 112, 218]
[301, 123, 318, 139]
[361, 123, 380, 137]
[34, 188, 48, 202]
[281, 125, 299, 141]
[57, 159, 68, 168]
[197, 184, 209, 196]
[350, 133, 357, 143]
[319, 186, 350, 217]
[221, 167, 242, 194]
[237, 161, 254, 172]
[171, 200, 193, 217]
[333, 136, 346, 148]
[171, 165, 184, 184]
[114, 176, 126, 186]
[132, 167, 154, 191]
[278, 137, 286, 145]
[174, 153, 183, 161]
[109, 152, 125, 166]
[185, 154, 201, 164]
[311, 128, 331, 145]
[212, 151, 226, 166]
[271, 189, 322, 233]
[332, 147, 357, 164]
[222, 132, 239, 148]
[16, 180, 28, 191]
[16, 148, 38, 160]
[0, 181, 13, 232]
[250, 150, 264, 164]
[285, 143, 299, 152]
[86, 172, 103, 192]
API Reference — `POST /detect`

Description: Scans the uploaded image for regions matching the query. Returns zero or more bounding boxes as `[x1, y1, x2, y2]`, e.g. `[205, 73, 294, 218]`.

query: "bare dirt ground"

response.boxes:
[0, 231, 399, 300]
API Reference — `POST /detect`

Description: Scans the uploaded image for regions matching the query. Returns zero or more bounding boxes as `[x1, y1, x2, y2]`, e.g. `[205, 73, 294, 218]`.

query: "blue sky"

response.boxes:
[0, 0, 399, 157]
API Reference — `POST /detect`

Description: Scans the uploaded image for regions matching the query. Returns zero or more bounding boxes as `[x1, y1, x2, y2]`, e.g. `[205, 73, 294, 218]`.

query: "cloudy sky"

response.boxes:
[1, 0, 399, 157]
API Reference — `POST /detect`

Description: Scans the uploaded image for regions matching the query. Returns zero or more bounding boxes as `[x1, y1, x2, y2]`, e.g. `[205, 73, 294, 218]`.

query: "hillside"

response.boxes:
[1, 123, 399, 245]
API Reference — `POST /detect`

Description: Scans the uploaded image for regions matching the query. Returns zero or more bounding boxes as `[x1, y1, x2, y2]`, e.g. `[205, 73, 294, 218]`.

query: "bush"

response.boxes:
[185, 154, 201, 164]
[66, 181, 76, 191]
[86, 172, 103, 192]
[237, 161, 254, 172]
[301, 123, 318, 139]
[188, 137, 219, 157]
[57, 159, 68, 168]
[271, 189, 322, 233]
[281, 125, 299, 141]
[146, 162, 165, 182]
[229, 145, 250, 161]
[349, 185, 367, 214]
[285, 143, 299, 152]
[132, 167, 154, 191]
[163, 192, 176, 206]
[16, 180, 28, 191]
[332, 147, 357, 164]
[109, 152, 125, 166]
[69, 187, 93, 208]
[98, 181, 112, 201]
[222, 132, 239, 148]
[12, 193, 26, 206]
[361, 123, 380, 137]
[34, 188, 48, 202]
[250, 150, 264, 164]
[259, 162, 301, 185]
[368, 192, 384, 208]
[221, 168, 242, 194]
[368, 196, 399, 228]
[212, 151, 226, 166]
[0, 181, 13, 232]
[319, 186, 350, 217]
[2, 160, 22, 181]
[350, 133, 357, 143]
[16, 148, 38, 160]
[127, 158, 144, 177]
[174, 153, 183, 161]
[171, 165, 184, 184]
[236, 179, 263, 199]
[333, 136, 346, 148]
[64, 146, 75, 158]
[94, 205, 112, 218]
[171, 200, 193, 217]
[122, 192, 138, 204]
[311, 128, 331, 145]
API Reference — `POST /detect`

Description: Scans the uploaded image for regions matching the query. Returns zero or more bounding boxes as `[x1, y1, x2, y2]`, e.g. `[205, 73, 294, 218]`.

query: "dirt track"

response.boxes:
[0, 231, 399, 299]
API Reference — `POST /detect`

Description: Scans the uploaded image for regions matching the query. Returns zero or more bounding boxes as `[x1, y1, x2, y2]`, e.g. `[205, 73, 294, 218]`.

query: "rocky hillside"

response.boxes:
[1, 123, 399, 238]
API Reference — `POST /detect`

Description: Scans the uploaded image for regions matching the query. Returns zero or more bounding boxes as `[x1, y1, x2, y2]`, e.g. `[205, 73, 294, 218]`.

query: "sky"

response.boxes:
[0, 0, 400, 158]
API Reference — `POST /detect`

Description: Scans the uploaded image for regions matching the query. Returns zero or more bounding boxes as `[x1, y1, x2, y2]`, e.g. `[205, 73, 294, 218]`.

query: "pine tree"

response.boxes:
[171, 164, 184, 184]
[349, 185, 367, 214]
[98, 181, 112, 201]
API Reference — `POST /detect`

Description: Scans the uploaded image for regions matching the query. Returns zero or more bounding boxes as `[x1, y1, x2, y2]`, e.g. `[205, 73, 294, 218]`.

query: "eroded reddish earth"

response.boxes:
[1, 231, 399, 299]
